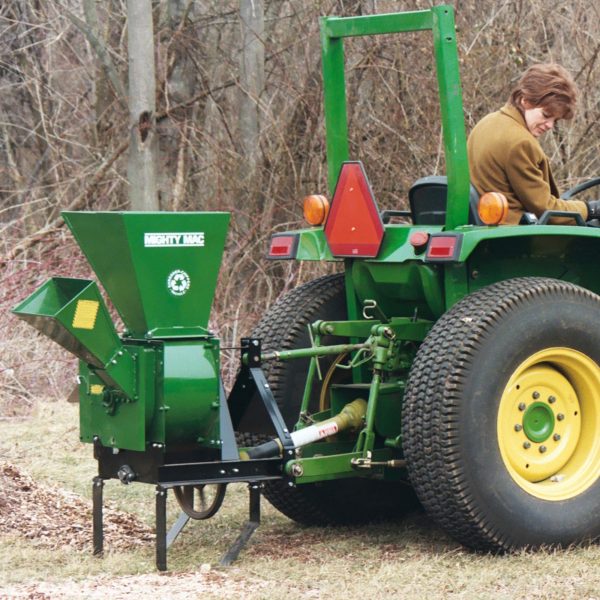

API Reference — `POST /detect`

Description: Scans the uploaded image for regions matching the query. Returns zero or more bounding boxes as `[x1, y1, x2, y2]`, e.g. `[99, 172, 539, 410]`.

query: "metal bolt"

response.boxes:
[553, 434, 561, 442]
[548, 396, 556, 404]
[264, 383, 270, 389]
[514, 424, 523, 432]
[219, 469, 226, 475]
[557, 413, 565, 421]
[291, 463, 304, 477]
[518, 402, 527, 411]
[253, 356, 259, 362]
[523, 441, 531, 449]
[532, 391, 540, 399]
[539, 445, 547, 454]
[252, 340, 259, 346]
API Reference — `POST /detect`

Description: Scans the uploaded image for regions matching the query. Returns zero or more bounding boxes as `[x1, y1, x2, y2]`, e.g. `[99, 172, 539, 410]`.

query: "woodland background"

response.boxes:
[1, 0, 600, 412]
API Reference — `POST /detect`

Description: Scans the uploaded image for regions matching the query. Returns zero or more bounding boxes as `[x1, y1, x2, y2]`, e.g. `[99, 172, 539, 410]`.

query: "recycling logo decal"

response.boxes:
[167, 269, 191, 296]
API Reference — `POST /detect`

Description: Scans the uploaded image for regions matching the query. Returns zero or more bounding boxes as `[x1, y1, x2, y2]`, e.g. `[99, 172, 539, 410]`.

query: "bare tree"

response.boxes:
[80, 0, 125, 145]
[127, 0, 159, 211]
[238, 0, 265, 180]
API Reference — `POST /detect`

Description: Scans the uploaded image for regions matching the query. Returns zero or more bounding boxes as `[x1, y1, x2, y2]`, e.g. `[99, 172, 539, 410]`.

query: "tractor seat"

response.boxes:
[409, 176, 481, 225]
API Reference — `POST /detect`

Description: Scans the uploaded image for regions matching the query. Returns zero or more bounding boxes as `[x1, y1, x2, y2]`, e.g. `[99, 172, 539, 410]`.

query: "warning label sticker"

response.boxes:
[144, 232, 205, 247]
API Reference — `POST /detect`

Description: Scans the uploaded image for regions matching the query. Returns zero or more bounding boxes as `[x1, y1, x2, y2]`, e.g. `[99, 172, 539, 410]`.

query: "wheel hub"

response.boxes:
[497, 348, 600, 500]
[522, 401, 555, 443]
[499, 364, 579, 482]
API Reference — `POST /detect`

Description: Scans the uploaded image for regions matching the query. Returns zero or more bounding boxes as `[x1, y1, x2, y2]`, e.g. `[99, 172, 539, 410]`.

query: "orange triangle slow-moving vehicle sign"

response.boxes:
[324, 161, 384, 257]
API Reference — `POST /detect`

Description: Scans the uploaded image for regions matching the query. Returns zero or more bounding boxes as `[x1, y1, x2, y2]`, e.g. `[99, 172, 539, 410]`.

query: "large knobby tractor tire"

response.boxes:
[252, 273, 419, 525]
[402, 277, 600, 551]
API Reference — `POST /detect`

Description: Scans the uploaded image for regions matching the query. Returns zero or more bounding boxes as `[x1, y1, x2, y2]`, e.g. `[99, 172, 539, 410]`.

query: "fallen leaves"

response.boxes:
[0, 462, 153, 551]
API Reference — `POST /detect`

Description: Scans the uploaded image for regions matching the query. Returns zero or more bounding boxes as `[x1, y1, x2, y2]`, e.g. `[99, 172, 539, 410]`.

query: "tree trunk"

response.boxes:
[127, 0, 158, 211]
[82, 0, 118, 146]
[239, 0, 264, 177]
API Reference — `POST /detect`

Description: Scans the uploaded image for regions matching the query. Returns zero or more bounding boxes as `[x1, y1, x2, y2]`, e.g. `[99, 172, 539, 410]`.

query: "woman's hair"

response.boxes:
[509, 63, 578, 119]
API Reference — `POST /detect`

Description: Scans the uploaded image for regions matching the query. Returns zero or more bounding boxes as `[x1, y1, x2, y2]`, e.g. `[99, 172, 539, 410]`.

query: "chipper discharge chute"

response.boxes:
[13, 3, 600, 570]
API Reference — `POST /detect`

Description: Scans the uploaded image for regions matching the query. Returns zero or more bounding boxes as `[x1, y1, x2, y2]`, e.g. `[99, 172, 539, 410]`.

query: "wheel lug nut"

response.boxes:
[553, 434, 561, 441]
[532, 391, 540, 399]
[548, 396, 556, 404]
[514, 424, 523, 432]
[518, 402, 527, 411]
[523, 441, 531, 449]
[557, 413, 565, 421]
[539, 445, 547, 453]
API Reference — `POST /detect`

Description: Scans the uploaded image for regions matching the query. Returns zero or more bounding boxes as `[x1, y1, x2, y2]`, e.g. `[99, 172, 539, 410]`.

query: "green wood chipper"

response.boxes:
[13, 5, 600, 569]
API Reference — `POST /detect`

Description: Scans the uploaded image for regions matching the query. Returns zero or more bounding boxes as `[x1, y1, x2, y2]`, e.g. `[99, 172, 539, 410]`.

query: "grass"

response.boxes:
[1, 401, 599, 599]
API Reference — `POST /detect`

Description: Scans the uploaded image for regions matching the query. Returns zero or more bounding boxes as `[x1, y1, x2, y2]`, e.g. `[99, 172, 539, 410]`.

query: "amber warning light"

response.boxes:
[303, 194, 330, 226]
[324, 161, 384, 258]
[478, 192, 508, 225]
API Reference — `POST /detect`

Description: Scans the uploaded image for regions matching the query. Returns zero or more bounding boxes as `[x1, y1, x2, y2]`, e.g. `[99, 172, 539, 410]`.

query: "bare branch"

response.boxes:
[64, 7, 128, 105]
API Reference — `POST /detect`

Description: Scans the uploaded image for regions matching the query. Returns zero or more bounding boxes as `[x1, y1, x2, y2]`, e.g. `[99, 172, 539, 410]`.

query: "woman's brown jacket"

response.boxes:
[467, 104, 588, 225]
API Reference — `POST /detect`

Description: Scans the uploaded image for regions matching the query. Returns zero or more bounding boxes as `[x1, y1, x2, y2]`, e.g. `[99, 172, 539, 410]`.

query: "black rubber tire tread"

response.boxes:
[402, 277, 600, 552]
[251, 273, 347, 424]
[250, 274, 419, 525]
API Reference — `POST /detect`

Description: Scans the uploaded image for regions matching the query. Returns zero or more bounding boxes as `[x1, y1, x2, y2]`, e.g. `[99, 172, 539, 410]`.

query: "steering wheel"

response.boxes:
[560, 177, 600, 200]
[559, 177, 600, 227]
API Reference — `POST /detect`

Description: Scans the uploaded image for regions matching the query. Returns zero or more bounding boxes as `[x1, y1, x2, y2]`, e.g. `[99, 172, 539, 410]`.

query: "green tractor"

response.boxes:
[13, 5, 600, 568]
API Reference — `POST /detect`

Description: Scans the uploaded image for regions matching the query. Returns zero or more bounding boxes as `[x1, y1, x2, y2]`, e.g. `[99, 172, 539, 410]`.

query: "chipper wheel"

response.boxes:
[402, 277, 600, 551]
[248, 273, 419, 525]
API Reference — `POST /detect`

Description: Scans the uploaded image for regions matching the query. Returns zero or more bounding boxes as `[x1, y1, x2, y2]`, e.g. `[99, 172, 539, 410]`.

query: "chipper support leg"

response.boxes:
[166, 512, 190, 549]
[156, 486, 168, 571]
[219, 483, 261, 566]
[92, 477, 104, 556]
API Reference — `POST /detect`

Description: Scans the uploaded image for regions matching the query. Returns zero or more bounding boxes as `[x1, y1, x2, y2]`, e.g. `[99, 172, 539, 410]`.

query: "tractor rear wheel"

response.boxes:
[251, 273, 419, 525]
[403, 277, 600, 551]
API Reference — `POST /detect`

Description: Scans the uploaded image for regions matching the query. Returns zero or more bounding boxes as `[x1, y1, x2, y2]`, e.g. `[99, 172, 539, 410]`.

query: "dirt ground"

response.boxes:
[0, 569, 267, 600]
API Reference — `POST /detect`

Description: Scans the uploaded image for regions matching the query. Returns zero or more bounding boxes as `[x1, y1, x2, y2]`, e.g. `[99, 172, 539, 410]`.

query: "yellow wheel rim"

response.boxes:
[497, 348, 600, 500]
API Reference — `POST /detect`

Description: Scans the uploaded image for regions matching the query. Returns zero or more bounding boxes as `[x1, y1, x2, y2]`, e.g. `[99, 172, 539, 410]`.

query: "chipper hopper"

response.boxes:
[13, 5, 600, 569]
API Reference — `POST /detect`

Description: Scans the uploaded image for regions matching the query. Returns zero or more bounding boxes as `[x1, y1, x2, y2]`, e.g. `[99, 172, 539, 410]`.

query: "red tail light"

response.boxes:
[425, 234, 462, 261]
[267, 234, 299, 259]
[324, 162, 384, 258]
